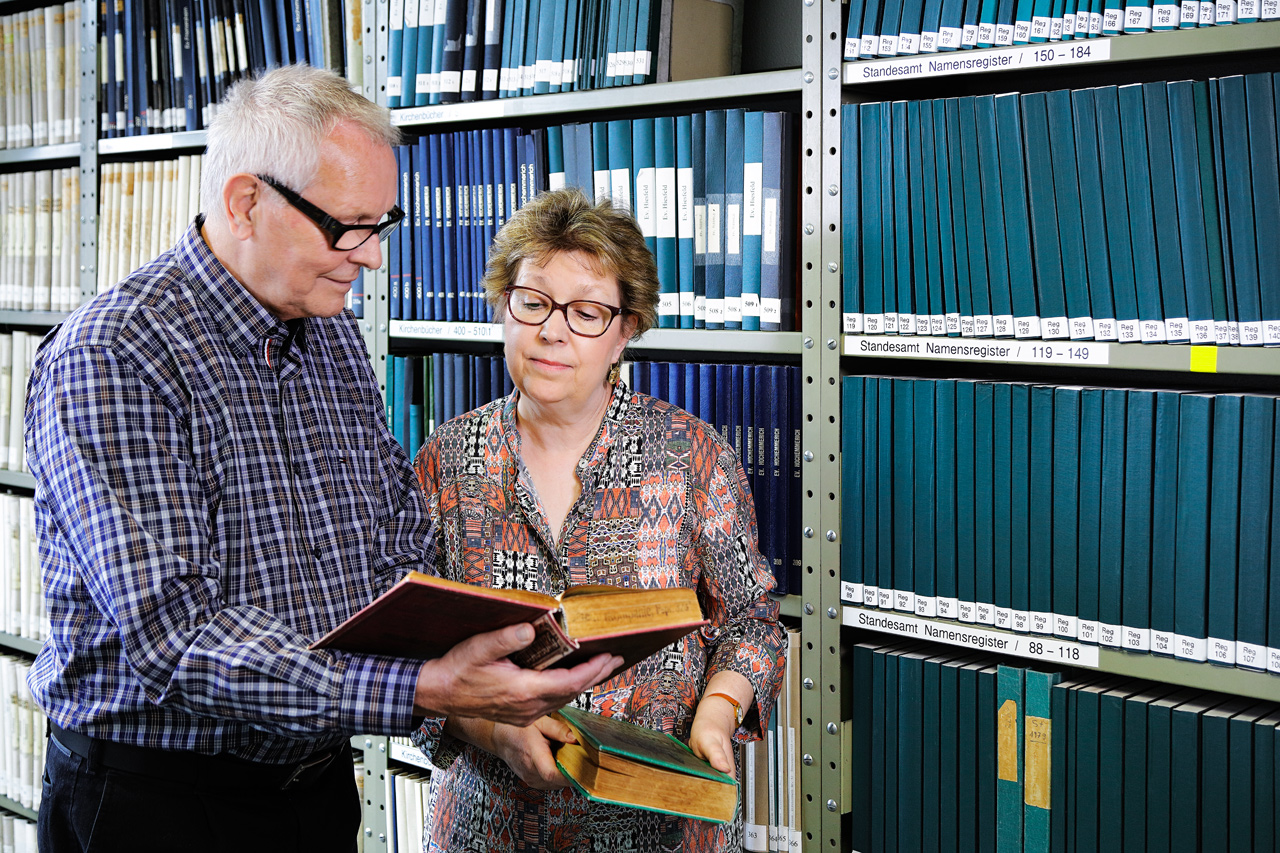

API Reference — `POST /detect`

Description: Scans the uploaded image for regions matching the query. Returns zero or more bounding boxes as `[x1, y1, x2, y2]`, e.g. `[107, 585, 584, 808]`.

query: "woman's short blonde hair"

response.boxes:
[482, 187, 660, 338]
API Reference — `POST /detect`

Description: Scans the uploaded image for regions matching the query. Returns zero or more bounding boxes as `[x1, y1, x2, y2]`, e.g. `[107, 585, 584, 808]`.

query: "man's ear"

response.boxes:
[223, 174, 262, 241]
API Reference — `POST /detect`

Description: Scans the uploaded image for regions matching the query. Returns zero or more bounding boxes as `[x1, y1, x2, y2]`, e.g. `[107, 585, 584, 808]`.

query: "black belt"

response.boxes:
[48, 723, 343, 791]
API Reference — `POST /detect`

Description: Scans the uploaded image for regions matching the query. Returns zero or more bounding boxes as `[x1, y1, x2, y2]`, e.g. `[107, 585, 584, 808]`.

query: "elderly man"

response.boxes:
[27, 64, 618, 853]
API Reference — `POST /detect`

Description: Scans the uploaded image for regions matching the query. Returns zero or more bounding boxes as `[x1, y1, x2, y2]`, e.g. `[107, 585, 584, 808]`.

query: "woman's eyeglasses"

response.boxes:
[504, 286, 623, 338]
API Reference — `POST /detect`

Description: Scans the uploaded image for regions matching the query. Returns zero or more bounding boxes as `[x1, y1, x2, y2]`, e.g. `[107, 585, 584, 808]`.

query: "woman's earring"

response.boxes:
[607, 361, 621, 385]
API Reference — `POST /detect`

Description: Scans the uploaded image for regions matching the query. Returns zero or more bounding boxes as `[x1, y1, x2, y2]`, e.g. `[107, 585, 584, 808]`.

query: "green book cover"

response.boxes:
[1098, 680, 1148, 853]
[1022, 669, 1062, 853]
[553, 705, 738, 823]
[996, 664, 1026, 853]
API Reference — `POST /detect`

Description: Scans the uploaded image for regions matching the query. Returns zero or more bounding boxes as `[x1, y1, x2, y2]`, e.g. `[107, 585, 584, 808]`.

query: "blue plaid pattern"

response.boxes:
[25, 221, 434, 764]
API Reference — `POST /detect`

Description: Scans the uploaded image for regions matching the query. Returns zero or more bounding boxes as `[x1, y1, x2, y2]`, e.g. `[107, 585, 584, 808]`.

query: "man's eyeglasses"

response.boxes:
[504, 286, 624, 338]
[256, 174, 405, 252]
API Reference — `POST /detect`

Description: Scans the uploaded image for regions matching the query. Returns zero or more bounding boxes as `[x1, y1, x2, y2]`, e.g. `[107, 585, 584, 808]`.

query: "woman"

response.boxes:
[411, 187, 787, 853]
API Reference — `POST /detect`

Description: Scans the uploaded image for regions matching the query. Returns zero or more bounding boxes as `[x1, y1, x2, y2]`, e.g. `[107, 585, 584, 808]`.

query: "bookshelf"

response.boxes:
[362, 0, 828, 849]
[827, 2, 1280, 851]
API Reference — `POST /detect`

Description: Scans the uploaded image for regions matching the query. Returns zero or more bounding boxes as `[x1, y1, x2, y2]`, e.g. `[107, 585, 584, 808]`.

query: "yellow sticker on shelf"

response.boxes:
[1189, 346, 1218, 373]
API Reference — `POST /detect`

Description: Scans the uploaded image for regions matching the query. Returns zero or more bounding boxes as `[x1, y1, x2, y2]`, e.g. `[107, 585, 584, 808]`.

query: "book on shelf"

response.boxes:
[309, 570, 708, 674]
[552, 704, 738, 823]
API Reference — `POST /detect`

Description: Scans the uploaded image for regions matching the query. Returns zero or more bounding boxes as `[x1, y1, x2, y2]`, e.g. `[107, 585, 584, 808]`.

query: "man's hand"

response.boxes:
[412, 623, 622, 726]
[489, 716, 577, 790]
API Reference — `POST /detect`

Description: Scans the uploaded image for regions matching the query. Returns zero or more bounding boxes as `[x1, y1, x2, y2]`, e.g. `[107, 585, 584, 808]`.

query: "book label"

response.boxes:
[1099, 622, 1121, 647]
[1124, 626, 1151, 652]
[1024, 716, 1051, 808]
[958, 600, 976, 623]
[841, 581, 861, 603]
[844, 607, 1100, 666]
[1268, 646, 1280, 674]
[1236, 641, 1266, 670]
[844, 313, 865, 334]
[976, 602, 995, 625]
[846, 39, 1111, 84]
[1207, 636, 1235, 665]
[878, 588, 893, 609]
[937, 597, 959, 619]
[1150, 628, 1173, 655]
[1078, 620, 1099, 644]
[915, 595, 937, 618]
[1174, 634, 1208, 662]
[864, 585, 879, 607]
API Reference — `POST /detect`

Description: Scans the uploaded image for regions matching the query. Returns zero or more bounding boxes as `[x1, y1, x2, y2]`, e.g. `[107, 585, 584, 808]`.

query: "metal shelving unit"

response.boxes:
[827, 18, 1280, 853]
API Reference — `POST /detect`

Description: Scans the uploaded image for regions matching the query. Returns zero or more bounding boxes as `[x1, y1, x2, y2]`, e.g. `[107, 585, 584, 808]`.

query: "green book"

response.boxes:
[996, 665, 1026, 853]
[553, 705, 738, 823]
[1022, 669, 1062, 853]
[1097, 680, 1148, 853]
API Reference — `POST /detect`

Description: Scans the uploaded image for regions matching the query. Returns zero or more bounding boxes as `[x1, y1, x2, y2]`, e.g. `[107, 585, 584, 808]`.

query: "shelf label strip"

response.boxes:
[845, 335, 1112, 365]
[845, 39, 1112, 83]
[843, 606, 1100, 667]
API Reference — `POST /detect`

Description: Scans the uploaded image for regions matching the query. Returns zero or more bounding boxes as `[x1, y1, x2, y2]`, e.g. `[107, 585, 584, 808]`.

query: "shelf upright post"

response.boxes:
[79, 0, 100, 307]
[798, 0, 849, 850]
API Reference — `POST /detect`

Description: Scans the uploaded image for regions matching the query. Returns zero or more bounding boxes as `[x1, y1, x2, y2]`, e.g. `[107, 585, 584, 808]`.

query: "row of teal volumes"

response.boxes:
[550, 111, 796, 332]
[842, 0, 1274, 60]
[840, 375, 1280, 674]
[848, 640, 1280, 853]
[840, 73, 1280, 347]
[386, 0, 669, 107]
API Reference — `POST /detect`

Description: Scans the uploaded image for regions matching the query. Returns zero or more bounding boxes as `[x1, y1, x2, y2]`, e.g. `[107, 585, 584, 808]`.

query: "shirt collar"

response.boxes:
[177, 215, 299, 359]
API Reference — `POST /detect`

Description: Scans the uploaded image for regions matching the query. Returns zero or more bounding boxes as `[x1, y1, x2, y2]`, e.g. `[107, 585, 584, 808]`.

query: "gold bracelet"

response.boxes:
[706, 692, 743, 727]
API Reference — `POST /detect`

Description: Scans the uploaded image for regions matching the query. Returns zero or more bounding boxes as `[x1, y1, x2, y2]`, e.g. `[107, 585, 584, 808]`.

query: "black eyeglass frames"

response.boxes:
[256, 174, 405, 252]
[504, 286, 624, 338]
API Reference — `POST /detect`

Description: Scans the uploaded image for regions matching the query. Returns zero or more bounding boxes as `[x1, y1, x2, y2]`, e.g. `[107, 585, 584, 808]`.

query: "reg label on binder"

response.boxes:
[846, 40, 1112, 83]
[843, 607, 1101, 668]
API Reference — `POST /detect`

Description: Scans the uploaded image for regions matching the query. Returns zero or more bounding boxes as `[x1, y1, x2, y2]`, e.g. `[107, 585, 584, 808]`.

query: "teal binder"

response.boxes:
[1097, 681, 1148, 853]
[935, 380, 958, 618]
[862, 376, 880, 607]
[1217, 76, 1263, 345]
[1235, 395, 1273, 671]
[722, 107, 745, 329]
[1027, 383, 1054, 635]
[1097, 389, 1127, 647]
[1173, 392, 1212, 663]
[944, 98, 975, 335]
[932, 99, 961, 335]
[958, 96, 993, 336]
[1167, 79, 1215, 344]
[974, 94, 1014, 337]
[876, 378, 895, 609]
[1094, 86, 1142, 342]
[740, 110, 764, 331]
[1075, 387, 1104, 644]
[1072, 87, 1117, 340]
[842, 104, 862, 333]
[859, 101, 885, 334]
[1250, 73, 1280, 344]
[1207, 393, 1243, 667]
[675, 114, 696, 329]
[842, 377, 865, 602]
[1011, 383, 1034, 633]
[1121, 390, 1155, 653]
[993, 382, 1016, 628]
[1051, 386, 1081, 639]
[1116, 83, 1165, 343]
[1045, 88, 1093, 340]
[650, 115, 678, 329]
[1021, 91, 1068, 339]
[955, 380, 977, 621]
[891, 101, 914, 334]
[1150, 391, 1182, 657]
[1143, 81, 1190, 343]
[996, 665, 1026, 853]
[1022, 669, 1061, 853]
[976, 381, 998, 625]
[1170, 695, 1229, 853]
[914, 379, 937, 616]
[893, 379, 916, 613]
[907, 101, 934, 335]
[995, 92, 1041, 338]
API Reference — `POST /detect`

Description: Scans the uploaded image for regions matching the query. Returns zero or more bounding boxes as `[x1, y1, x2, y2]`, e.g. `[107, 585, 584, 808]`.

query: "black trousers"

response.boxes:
[37, 733, 361, 853]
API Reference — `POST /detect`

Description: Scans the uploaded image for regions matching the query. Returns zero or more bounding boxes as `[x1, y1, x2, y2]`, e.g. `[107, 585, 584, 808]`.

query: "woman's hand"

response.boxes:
[490, 715, 579, 791]
[689, 695, 739, 778]
[689, 672, 754, 779]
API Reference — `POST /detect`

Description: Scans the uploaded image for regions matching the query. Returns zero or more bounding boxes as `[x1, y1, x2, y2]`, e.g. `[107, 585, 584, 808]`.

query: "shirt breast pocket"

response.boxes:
[323, 447, 388, 532]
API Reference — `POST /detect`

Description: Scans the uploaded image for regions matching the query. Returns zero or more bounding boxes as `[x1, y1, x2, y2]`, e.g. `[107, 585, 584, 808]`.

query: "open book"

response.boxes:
[309, 571, 707, 675]
[553, 706, 739, 823]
